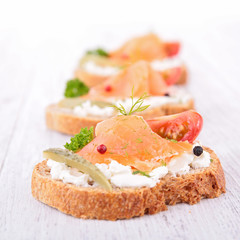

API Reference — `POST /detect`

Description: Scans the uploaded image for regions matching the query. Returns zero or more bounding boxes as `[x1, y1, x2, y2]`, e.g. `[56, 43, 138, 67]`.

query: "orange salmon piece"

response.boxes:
[110, 33, 173, 62]
[75, 69, 108, 87]
[85, 61, 167, 100]
[77, 115, 192, 172]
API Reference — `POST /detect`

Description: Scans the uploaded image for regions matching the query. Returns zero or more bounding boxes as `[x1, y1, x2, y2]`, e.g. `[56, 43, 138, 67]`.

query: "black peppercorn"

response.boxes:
[193, 146, 203, 156]
[164, 93, 170, 97]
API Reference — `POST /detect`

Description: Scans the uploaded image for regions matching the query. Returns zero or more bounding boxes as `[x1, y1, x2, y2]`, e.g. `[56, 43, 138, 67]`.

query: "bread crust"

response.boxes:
[31, 147, 225, 220]
[46, 99, 194, 135]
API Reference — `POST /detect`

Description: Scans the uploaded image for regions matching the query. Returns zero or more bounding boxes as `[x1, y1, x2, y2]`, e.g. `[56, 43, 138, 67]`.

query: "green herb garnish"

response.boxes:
[210, 159, 213, 163]
[133, 170, 150, 178]
[64, 127, 94, 152]
[161, 160, 167, 166]
[136, 138, 143, 143]
[165, 137, 178, 143]
[112, 89, 150, 116]
[86, 48, 109, 57]
[121, 143, 129, 149]
[64, 79, 89, 98]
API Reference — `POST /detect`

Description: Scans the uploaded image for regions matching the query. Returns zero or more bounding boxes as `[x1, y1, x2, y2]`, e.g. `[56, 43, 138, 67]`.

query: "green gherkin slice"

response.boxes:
[58, 98, 112, 109]
[43, 148, 112, 191]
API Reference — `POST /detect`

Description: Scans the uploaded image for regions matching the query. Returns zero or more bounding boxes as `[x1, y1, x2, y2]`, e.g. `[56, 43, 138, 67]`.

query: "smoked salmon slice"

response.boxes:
[75, 34, 182, 88]
[77, 115, 192, 172]
[84, 61, 167, 100]
[110, 33, 180, 62]
[74, 69, 108, 88]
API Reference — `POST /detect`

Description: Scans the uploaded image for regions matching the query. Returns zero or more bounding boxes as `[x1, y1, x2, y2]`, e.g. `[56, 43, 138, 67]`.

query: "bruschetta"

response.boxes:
[46, 61, 193, 135]
[34, 103, 225, 220]
[75, 33, 187, 87]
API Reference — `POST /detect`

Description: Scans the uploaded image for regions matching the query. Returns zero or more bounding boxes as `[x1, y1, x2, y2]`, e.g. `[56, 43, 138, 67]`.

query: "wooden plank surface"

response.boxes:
[0, 22, 240, 240]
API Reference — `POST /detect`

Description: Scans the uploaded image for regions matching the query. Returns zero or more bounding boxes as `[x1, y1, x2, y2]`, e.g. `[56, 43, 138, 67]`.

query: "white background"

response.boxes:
[0, 1, 240, 239]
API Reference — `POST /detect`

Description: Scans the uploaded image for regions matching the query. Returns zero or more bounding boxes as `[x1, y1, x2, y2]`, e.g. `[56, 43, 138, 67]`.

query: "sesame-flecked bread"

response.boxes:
[46, 99, 194, 135]
[31, 147, 225, 220]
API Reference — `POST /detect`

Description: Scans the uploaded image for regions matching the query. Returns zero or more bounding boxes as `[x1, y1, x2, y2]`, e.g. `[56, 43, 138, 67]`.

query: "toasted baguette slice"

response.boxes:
[31, 147, 225, 220]
[75, 64, 188, 88]
[46, 99, 194, 135]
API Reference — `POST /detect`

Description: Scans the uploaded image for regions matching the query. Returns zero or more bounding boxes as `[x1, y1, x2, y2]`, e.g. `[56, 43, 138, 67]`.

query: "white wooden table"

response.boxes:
[0, 21, 240, 240]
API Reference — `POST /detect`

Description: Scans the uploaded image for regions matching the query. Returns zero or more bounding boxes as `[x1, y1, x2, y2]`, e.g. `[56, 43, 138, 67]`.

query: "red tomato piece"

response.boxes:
[146, 110, 203, 143]
[162, 67, 182, 86]
[165, 42, 180, 57]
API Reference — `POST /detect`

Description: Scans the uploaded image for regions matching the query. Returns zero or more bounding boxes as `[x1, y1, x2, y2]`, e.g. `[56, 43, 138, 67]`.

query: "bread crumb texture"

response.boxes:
[31, 147, 225, 220]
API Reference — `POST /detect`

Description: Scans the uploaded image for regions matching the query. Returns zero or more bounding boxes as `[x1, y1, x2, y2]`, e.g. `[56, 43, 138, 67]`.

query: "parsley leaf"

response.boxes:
[133, 170, 150, 177]
[64, 79, 89, 98]
[86, 48, 109, 57]
[64, 127, 94, 152]
[210, 159, 213, 163]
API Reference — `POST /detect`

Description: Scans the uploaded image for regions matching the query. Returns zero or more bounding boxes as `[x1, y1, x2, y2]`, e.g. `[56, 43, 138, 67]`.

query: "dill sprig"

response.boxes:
[112, 88, 150, 116]
[112, 103, 128, 115]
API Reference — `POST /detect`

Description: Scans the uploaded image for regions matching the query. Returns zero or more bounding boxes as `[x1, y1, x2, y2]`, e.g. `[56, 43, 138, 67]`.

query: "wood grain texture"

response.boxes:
[0, 22, 240, 240]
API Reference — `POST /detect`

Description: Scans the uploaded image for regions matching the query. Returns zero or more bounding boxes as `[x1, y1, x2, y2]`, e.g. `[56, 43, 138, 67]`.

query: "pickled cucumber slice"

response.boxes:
[43, 148, 112, 191]
[58, 98, 112, 109]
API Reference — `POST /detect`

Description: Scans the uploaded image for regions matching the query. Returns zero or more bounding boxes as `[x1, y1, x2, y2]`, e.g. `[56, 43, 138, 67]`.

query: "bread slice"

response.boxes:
[31, 147, 225, 220]
[46, 99, 194, 135]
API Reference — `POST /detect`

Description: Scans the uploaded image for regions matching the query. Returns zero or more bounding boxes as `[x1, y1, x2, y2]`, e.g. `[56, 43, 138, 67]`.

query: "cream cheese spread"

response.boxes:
[191, 151, 211, 169]
[73, 100, 114, 118]
[83, 61, 119, 76]
[73, 86, 192, 118]
[150, 57, 182, 71]
[47, 145, 211, 189]
[96, 160, 167, 188]
[84, 57, 182, 76]
[47, 160, 90, 187]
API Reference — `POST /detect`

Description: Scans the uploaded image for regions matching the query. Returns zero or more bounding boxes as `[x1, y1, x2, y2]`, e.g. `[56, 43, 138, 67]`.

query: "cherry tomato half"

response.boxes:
[162, 67, 182, 86]
[146, 110, 203, 143]
[165, 42, 180, 57]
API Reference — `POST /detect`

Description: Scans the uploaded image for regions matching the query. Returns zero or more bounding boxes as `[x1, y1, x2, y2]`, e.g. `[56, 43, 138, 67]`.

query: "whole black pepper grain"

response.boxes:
[193, 146, 203, 156]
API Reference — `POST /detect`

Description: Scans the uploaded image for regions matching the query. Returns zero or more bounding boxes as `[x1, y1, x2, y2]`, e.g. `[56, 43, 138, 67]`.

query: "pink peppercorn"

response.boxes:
[97, 144, 107, 154]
